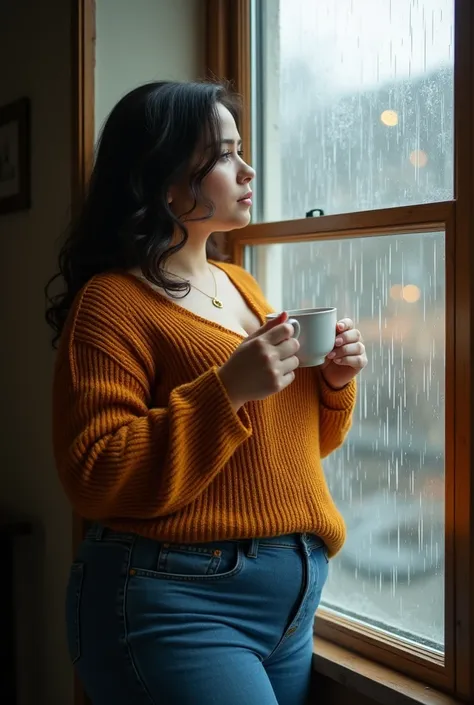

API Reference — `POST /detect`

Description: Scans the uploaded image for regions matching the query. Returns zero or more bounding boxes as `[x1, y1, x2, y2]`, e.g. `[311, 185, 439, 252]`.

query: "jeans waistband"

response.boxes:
[85, 524, 325, 559]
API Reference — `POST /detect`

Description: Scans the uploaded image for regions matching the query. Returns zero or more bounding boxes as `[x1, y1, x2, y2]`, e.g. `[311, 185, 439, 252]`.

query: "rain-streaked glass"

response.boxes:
[252, 0, 454, 221]
[247, 232, 445, 652]
[249, 0, 452, 652]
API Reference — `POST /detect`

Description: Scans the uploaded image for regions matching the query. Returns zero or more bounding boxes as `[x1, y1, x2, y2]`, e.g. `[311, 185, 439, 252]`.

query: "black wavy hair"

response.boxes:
[45, 80, 240, 347]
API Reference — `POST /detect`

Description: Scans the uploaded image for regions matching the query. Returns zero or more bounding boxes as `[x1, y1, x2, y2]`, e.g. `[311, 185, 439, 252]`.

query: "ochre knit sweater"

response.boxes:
[53, 262, 356, 556]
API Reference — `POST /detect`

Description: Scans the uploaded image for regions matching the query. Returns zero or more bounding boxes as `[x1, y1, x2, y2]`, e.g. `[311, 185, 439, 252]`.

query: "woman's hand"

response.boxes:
[218, 312, 300, 411]
[321, 318, 367, 390]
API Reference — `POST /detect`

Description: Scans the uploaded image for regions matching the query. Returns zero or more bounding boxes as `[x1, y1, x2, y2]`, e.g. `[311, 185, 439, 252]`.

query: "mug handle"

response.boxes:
[288, 318, 301, 339]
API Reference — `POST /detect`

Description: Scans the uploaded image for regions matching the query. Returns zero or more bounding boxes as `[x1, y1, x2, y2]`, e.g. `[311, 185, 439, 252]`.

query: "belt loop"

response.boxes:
[300, 533, 311, 555]
[93, 523, 104, 541]
[246, 538, 259, 559]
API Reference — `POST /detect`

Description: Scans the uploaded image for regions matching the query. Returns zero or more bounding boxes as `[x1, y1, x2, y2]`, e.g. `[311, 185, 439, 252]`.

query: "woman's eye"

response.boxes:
[220, 150, 245, 162]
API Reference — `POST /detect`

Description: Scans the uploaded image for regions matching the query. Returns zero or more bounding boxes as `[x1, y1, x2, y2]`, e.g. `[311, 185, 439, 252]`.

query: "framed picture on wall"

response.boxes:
[0, 97, 31, 215]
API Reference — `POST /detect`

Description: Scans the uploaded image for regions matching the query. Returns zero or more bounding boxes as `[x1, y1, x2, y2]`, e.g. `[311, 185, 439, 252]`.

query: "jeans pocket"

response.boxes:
[66, 562, 85, 664]
[132, 541, 244, 582]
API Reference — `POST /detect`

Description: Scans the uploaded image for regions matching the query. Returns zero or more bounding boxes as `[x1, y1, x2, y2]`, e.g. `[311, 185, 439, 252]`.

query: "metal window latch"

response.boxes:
[305, 208, 325, 218]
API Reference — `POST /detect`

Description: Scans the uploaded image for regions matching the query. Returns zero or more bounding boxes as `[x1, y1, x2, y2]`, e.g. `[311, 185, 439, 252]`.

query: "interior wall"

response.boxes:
[95, 0, 205, 135]
[0, 1, 73, 704]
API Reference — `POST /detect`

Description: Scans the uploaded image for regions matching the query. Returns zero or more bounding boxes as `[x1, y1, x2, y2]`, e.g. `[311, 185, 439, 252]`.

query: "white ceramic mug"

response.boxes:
[266, 307, 337, 367]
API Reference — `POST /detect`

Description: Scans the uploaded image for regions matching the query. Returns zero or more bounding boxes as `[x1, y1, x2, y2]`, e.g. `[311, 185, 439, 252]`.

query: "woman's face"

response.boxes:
[169, 103, 255, 233]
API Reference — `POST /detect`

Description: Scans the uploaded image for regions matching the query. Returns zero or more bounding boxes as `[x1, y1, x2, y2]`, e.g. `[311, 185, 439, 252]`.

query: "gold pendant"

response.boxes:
[212, 298, 224, 309]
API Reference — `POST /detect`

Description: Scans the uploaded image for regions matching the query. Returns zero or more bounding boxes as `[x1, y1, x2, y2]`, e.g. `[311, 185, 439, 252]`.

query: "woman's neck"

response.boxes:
[164, 237, 211, 279]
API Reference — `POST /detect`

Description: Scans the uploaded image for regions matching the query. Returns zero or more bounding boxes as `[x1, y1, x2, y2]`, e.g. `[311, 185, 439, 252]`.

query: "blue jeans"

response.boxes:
[66, 525, 329, 705]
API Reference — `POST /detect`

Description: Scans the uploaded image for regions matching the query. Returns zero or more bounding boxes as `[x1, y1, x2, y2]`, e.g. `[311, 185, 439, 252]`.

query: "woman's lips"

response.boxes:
[238, 192, 253, 206]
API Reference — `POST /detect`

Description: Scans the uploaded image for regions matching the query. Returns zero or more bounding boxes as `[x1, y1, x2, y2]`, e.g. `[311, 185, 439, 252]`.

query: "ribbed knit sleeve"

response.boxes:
[317, 374, 357, 458]
[54, 341, 252, 520]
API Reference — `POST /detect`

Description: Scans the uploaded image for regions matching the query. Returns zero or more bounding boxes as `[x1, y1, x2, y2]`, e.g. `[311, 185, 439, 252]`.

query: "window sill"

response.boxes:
[312, 638, 460, 705]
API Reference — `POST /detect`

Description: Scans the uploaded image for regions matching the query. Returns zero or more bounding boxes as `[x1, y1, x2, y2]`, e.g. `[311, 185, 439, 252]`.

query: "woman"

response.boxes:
[46, 81, 367, 705]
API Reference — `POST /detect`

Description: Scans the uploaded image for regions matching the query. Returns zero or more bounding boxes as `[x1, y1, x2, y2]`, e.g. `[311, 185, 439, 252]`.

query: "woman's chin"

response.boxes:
[211, 210, 252, 234]
[232, 210, 252, 229]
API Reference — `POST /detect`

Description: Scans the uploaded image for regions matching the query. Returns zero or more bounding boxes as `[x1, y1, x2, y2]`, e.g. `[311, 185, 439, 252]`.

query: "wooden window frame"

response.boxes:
[208, 0, 474, 700]
[205, 0, 252, 169]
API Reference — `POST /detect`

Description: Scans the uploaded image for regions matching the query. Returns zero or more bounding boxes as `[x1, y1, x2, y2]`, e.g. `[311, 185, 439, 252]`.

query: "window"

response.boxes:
[207, 0, 474, 697]
[247, 0, 453, 662]
[248, 230, 446, 652]
[252, 0, 454, 222]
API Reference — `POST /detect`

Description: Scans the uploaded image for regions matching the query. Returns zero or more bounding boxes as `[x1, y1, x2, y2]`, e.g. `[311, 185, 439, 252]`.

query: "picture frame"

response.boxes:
[0, 97, 31, 215]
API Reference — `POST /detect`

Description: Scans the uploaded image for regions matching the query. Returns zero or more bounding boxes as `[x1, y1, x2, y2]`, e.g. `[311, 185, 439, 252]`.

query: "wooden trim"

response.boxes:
[317, 610, 444, 668]
[205, 0, 229, 79]
[228, 202, 452, 264]
[71, 3, 95, 705]
[205, 0, 252, 161]
[453, 0, 474, 700]
[231, 201, 453, 240]
[313, 639, 461, 705]
[314, 609, 450, 692]
[232, 0, 252, 165]
[205, 0, 252, 257]
[444, 203, 457, 694]
[71, 0, 95, 210]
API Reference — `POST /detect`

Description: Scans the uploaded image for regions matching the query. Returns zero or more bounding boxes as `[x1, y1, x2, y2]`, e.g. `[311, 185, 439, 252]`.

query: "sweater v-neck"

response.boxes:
[121, 260, 266, 341]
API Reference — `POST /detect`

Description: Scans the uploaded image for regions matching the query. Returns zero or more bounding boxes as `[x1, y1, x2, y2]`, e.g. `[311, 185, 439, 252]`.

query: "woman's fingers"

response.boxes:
[280, 354, 300, 376]
[276, 337, 300, 360]
[328, 341, 365, 360]
[336, 318, 354, 333]
[333, 354, 366, 368]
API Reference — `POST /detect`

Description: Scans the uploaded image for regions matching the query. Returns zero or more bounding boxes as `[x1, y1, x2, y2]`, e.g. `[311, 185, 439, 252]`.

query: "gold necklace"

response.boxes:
[171, 267, 224, 309]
